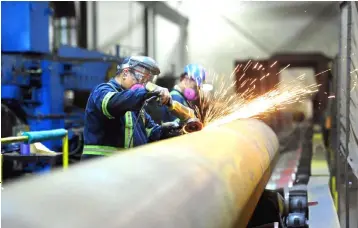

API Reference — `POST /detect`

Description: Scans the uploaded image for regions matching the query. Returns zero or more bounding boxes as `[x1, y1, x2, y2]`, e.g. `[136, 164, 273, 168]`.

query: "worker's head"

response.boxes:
[179, 64, 207, 101]
[116, 56, 160, 89]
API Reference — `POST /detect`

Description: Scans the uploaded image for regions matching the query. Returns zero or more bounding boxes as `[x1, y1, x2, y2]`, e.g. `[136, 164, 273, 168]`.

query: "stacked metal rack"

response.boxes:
[329, 2, 358, 227]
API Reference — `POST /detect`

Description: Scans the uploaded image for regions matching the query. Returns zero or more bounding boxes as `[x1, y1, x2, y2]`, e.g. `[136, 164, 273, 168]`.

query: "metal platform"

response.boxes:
[267, 123, 340, 227]
[308, 132, 340, 228]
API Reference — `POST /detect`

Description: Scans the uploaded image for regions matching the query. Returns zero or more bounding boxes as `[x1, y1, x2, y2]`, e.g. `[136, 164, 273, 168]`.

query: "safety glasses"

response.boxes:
[131, 66, 155, 84]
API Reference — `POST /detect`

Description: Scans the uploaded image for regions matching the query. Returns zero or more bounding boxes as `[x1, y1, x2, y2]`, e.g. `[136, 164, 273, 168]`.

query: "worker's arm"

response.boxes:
[144, 112, 180, 141]
[93, 84, 147, 119]
[143, 112, 162, 142]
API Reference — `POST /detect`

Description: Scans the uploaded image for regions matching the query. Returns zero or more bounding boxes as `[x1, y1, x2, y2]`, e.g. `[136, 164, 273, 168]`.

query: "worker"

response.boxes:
[81, 56, 177, 160]
[162, 64, 207, 123]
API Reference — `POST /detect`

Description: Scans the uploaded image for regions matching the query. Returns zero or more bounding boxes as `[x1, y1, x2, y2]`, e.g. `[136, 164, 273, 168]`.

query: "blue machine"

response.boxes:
[1, 1, 120, 151]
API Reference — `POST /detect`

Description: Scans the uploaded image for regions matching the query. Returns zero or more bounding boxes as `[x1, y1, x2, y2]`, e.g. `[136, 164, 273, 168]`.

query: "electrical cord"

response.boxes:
[68, 133, 83, 156]
[128, 95, 159, 148]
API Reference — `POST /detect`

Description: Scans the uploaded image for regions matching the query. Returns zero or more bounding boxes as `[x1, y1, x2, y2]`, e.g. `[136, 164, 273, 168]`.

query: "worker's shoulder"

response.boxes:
[170, 90, 181, 96]
[171, 93, 185, 102]
[170, 90, 183, 98]
[93, 83, 115, 92]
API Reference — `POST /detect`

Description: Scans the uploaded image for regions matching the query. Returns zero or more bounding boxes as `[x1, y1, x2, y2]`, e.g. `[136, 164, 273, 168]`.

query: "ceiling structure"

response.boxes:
[165, 1, 340, 57]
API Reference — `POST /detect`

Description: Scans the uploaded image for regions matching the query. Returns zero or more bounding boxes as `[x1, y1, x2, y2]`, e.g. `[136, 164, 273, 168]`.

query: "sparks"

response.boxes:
[205, 83, 319, 128]
[270, 61, 277, 68]
[314, 69, 331, 77]
[276, 64, 290, 75]
[195, 60, 320, 129]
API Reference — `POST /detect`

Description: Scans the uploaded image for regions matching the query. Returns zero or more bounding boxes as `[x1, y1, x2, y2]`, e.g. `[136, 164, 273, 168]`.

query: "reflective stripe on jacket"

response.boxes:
[82, 79, 162, 157]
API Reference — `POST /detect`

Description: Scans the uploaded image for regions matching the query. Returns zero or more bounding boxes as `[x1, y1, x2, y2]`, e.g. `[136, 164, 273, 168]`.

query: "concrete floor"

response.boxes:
[309, 133, 340, 228]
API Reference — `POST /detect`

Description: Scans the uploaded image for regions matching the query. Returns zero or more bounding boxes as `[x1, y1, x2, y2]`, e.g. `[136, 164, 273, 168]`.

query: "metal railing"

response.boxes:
[1, 129, 69, 183]
[331, 2, 358, 227]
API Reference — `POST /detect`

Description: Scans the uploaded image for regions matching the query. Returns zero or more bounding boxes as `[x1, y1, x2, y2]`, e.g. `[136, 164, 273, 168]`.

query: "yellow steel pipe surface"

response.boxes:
[2, 119, 279, 228]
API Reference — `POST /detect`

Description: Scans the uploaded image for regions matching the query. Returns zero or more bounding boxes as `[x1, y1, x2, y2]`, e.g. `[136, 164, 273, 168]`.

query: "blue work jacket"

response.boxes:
[82, 79, 162, 158]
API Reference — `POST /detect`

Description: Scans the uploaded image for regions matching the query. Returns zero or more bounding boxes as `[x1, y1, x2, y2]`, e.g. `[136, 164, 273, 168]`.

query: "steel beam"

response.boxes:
[145, 6, 156, 58]
[92, 1, 98, 50]
[140, 1, 188, 67]
[139, 1, 188, 26]
[78, 2, 88, 49]
[2, 119, 279, 228]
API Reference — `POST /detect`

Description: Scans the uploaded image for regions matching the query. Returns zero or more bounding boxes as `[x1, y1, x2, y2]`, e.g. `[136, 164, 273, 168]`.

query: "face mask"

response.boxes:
[183, 88, 197, 101]
[130, 84, 144, 91]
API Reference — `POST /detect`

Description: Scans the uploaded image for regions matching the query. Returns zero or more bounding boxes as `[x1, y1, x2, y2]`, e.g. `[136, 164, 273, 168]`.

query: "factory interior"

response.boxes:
[1, 1, 358, 228]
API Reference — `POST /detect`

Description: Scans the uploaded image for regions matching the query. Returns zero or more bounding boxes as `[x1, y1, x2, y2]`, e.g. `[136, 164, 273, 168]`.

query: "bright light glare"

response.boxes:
[202, 83, 214, 92]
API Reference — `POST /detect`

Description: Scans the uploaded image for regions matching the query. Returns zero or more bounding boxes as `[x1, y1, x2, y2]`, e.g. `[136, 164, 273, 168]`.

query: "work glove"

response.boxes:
[144, 91, 161, 101]
[145, 82, 171, 105]
[161, 121, 180, 129]
[160, 121, 181, 139]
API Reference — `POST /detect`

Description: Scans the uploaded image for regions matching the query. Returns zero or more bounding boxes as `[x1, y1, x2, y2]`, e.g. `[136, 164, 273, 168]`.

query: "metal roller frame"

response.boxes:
[2, 119, 279, 228]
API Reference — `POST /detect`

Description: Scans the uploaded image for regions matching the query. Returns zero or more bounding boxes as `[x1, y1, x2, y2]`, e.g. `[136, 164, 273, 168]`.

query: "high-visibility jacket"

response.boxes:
[82, 79, 162, 159]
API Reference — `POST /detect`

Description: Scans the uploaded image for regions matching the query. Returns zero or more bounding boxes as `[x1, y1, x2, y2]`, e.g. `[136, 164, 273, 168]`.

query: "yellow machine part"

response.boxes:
[2, 119, 279, 228]
[168, 100, 196, 121]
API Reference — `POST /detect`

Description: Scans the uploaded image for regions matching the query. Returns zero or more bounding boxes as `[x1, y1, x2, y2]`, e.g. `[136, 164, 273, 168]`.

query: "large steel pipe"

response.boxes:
[2, 119, 279, 228]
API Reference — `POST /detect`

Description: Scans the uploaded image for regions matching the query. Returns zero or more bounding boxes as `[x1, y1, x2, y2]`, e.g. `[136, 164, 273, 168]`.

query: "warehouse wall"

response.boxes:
[93, 1, 340, 81]
[155, 15, 182, 76]
[165, 1, 340, 79]
[89, 1, 182, 76]
[89, 1, 145, 56]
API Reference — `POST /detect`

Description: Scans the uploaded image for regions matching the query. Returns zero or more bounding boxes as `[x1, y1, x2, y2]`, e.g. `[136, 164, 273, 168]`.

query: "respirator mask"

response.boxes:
[183, 77, 200, 101]
[130, 83, 145, 90]
[183, 88, 198, 101]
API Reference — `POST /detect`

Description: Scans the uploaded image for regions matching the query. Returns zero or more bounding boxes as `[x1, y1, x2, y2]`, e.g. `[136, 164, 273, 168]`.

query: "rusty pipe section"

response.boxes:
[2, 119, 279, 228]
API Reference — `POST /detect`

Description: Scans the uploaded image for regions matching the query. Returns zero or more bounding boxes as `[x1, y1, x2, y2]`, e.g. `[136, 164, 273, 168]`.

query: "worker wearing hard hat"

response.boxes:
[162, 64, 208, 123]
[81, 56, 175, 160]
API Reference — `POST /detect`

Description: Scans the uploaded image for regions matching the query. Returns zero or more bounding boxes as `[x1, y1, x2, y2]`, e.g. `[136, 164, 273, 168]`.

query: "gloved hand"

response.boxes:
[161, 121, 180, 129]
[160, 121, 181, 139]
[144, 91, 161, 100]
[145, 82, 171, 105]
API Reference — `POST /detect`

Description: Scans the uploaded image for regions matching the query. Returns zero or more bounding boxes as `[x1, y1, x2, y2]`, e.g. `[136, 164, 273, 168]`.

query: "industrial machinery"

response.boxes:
[1, 2, 119, 152]
[1, 1, 121, 182]
[1, 2, 316, 227]
[1, 1, 203, 182]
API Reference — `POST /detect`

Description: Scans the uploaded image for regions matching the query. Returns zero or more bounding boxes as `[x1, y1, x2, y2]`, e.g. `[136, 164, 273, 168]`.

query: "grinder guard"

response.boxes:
[167, 100, 203, 133]
[183, 118, 203, 133]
